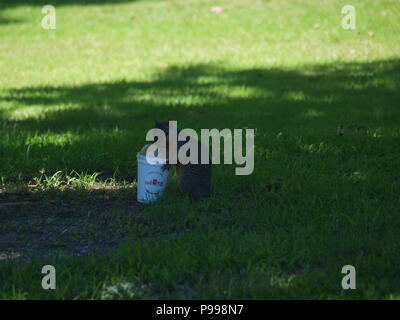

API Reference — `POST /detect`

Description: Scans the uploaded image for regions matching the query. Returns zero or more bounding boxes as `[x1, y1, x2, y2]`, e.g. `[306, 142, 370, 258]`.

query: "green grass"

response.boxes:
[1, 0, 400, 299]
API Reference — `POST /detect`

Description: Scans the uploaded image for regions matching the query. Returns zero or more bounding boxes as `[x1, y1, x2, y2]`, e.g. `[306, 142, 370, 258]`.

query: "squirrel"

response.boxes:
[336, 124, 346, 136]
[154, 121, 212, 199]
[152, 122, 284, 199]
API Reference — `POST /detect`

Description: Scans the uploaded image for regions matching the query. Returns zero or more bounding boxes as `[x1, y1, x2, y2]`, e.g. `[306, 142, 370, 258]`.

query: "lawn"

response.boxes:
[0, 0, 400, 299]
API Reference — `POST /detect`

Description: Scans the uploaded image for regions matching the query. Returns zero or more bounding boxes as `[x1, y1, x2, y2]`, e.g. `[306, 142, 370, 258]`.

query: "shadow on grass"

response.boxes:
[3, 59, 400, 129]
[1, 58, 399, 180]
[0, 0, 142, 25]
[0, 184, 141, 264]
[1, 58, 400, 298]
[0, 16, 25, 24]
[0, 0, 141, 10]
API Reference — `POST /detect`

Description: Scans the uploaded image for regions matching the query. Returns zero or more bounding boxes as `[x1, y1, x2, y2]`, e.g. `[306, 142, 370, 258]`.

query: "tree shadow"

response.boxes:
[2, 58, 399, 129]
[1, 58, 399, 179]
[0, 16, 24, 24]
[1, 0, 141, 10]
[1, 57, 400, 299]
[0, 183, 141, 264]
[0, 0, 142, 25]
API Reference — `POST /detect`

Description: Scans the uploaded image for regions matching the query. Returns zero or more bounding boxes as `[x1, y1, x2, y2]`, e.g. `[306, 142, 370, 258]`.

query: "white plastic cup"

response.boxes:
[137, 151, 170, 203]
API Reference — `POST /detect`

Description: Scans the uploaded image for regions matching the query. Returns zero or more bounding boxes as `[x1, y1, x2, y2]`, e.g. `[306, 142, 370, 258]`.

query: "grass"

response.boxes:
[0, 0, 400, 299]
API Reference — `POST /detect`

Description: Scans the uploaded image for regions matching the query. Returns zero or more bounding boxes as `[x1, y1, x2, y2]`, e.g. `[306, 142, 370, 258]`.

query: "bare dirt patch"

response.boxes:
[0, 186, 142, 263]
